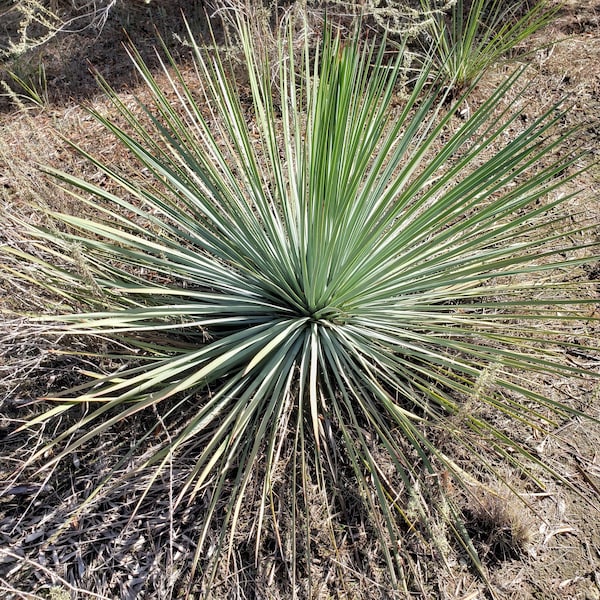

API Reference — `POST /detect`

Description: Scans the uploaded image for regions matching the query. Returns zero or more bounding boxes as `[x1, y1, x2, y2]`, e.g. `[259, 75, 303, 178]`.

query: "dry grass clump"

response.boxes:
[464, 485, 535, 563]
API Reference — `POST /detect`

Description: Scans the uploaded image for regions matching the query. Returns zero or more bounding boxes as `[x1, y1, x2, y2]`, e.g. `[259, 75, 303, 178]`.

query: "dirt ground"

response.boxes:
[0, 1, 599, 598]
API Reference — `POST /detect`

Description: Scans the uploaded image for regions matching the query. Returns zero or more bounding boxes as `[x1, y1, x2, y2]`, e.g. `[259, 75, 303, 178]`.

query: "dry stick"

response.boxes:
[0, 579, 45, 600]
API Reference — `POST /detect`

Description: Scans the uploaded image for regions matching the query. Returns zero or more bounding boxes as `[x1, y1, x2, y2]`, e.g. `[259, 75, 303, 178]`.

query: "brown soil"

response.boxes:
[0, 1, 599, 599]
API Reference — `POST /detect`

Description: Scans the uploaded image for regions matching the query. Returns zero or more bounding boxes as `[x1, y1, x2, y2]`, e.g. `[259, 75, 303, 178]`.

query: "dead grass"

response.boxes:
[1, 1, 599, 599]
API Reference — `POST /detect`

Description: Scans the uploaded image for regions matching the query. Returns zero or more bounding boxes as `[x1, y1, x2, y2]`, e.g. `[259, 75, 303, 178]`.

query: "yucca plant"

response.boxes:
[418, 0, 559, 91]
[6, 9, 598, 596]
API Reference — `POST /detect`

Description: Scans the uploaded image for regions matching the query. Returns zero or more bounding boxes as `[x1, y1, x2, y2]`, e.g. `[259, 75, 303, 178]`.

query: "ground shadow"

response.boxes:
[0, 0, 213, 112]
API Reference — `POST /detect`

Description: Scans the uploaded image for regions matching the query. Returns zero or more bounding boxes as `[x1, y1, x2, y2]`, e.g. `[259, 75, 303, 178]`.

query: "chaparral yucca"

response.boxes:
[418, 0, 558, 91]
[9, 9, 598, 596]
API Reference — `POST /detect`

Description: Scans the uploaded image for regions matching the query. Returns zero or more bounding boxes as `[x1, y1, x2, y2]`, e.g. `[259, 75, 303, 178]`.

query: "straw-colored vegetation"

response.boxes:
[1, 1, 598, 599]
